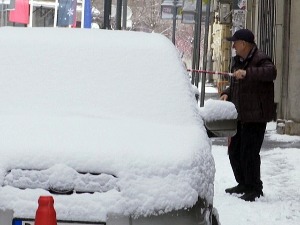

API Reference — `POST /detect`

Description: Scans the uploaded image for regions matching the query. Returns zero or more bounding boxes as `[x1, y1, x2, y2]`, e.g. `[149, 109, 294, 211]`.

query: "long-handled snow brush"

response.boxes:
[187, 69, 233, 76]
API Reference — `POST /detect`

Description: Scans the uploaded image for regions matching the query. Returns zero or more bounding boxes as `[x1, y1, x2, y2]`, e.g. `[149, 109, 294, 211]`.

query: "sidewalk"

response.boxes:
[212, 135, 300, 225]
[211, 122, 300, 150]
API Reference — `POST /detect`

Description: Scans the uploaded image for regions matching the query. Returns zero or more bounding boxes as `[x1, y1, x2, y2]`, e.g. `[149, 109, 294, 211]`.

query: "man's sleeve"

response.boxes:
[246, 54, 277, 82]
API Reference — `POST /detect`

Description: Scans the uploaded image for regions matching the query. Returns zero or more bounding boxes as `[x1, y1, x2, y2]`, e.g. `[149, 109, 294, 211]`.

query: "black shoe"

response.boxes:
[240, 190, 263, 202]
[225, 184, 247, 194]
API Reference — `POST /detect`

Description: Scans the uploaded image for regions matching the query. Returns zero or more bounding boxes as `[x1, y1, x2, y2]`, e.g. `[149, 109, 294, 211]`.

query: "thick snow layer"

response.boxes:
[200, 99, 238, 122]
[0, 27, 214, 222]
[213, 122, 300, 225]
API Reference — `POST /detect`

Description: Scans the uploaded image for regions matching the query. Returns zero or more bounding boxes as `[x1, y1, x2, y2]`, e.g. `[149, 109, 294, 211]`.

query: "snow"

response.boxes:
[0, 27, 216, 222]
[0, 27, 299, 225]
[200, 99, 238, 122]
[212, 122, 300, 225]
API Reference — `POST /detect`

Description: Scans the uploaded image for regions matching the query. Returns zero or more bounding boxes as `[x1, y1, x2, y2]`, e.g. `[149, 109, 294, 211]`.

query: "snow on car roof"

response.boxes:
[0, 27, 214, 221]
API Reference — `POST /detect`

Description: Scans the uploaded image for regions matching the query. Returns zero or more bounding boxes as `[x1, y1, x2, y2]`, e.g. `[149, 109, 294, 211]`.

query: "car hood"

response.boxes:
[0, 114, 214, 221]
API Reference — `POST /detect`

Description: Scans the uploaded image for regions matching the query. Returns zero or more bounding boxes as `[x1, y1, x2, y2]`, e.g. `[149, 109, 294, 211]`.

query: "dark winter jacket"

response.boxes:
[221, 46, 277, 122]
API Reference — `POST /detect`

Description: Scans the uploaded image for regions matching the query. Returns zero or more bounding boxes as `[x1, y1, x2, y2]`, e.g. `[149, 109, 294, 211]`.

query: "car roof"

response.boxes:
[2, 27, 195, 125]
[0, 27, 214, 221]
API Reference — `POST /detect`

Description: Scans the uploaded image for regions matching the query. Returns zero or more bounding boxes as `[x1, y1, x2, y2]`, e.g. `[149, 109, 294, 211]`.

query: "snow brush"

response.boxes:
[187, 69, 233, 76]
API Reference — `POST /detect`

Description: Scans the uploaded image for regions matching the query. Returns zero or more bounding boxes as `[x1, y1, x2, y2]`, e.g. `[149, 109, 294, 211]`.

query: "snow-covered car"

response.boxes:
[0, 27, 236, 225]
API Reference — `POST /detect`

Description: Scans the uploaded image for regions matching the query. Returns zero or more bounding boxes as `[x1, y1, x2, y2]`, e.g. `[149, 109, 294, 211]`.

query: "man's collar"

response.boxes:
[245, 45, 257, 61]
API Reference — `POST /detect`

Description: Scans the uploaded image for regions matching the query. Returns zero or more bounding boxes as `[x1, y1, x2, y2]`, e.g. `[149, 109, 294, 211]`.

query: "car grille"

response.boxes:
[4, 164, 119, 194]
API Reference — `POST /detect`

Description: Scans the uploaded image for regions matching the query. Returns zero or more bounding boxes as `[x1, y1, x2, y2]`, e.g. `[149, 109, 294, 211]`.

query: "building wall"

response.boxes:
[275, 0, 300, 135]
[272, 0, 300, 135]
[288, 0, 300, 122]
[211, 22, 231, 94]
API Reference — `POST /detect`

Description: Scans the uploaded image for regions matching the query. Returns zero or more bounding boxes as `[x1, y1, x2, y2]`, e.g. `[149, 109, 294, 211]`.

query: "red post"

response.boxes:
[35, 196, 57, 225]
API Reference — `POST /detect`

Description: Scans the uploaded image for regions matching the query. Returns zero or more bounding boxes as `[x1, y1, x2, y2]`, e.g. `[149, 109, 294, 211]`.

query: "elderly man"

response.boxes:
[220, 29, 277, 201]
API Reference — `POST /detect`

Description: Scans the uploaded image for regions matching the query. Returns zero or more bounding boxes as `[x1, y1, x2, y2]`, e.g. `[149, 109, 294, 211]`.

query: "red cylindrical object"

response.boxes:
[35, 196, 57, 225]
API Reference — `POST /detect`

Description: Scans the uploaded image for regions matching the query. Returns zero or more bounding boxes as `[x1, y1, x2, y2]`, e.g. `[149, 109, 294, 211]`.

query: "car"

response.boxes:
[0, 27, 236, 225]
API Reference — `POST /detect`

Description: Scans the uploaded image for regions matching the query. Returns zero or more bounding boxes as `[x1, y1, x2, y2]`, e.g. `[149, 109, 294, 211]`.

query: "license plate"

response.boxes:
[13, 218, 105, 225]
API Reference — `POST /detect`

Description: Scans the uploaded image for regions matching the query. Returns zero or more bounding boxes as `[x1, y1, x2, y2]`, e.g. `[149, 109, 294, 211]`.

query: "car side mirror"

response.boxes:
[205, 118, 237, 138]
[200, 99, 238, 138]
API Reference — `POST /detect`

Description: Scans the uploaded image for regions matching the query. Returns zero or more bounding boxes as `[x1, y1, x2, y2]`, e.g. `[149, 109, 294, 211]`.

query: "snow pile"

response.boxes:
[200, 99, 238, 122]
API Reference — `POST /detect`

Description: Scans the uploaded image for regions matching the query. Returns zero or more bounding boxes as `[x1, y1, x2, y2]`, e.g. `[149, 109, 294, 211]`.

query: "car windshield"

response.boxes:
[0, 28, 214, 222]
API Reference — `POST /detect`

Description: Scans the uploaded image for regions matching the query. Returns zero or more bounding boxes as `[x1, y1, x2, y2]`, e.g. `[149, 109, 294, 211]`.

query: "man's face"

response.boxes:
[232, 40, 246, 57]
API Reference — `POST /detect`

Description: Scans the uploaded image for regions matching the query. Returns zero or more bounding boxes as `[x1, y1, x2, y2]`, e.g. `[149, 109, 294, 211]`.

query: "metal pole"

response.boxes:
[270, 0, 275, 59]
[81, 0, 85, 28]
[54, 0, 58, 27]
[122, 0, 128, 29]
[191, 6, 199, 85]
[172, 0, 177, 44]
[191, 0, 203, 87]
[116, 0, 122, 30]
[200, 0, 211, 107]
[104, 0, 112, 29]
[1, 0, 4, 27]
[281, 0, 291, 120]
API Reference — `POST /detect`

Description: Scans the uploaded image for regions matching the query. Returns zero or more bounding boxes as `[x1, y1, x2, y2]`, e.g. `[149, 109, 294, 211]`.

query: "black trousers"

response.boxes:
[228, 121, 267, 191]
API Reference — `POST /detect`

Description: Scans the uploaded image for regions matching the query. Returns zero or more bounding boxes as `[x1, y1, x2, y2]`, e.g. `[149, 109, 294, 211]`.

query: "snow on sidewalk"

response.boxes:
[212, 130, 300, 225]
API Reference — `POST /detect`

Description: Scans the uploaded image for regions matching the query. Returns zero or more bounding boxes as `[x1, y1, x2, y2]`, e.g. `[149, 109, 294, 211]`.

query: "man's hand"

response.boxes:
[234, 69, 246, 79]
[220, 94, 228, 101]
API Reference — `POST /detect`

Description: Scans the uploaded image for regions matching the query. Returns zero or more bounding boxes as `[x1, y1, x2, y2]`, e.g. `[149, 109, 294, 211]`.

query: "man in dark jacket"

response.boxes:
[220, 29, 277, 201]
